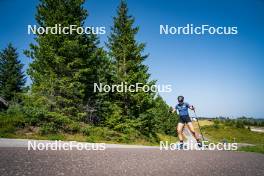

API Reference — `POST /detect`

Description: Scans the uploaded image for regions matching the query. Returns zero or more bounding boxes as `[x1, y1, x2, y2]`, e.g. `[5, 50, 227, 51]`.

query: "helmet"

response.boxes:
[177, 96, 184, 103]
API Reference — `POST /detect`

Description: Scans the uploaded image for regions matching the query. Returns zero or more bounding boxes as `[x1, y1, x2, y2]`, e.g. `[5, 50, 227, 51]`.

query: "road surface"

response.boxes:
[0, 139, 263, 176]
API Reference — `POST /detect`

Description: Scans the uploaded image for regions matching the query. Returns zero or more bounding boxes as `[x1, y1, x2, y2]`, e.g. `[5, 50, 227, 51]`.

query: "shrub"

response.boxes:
[1, 104, 25, 128]
[65, 122, 80, 133]
[235, 121, 245, 128]
[22, 105, 47, 125]
[0, 124, 16, 137]
[81, 126, 92, 136]
[104, 103, 122, 129]
[47, 134, 65, 140]
[213, 123, 220, 129]
[81, 126, 123, 142]
[39, 122, 58, 135]
[213, 119, 220, 125]
[21, 94, 49, 125]
[6, 103, 22, 115]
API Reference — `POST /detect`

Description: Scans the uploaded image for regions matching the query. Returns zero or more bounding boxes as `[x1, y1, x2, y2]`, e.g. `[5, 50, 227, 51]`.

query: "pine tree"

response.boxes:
[106, 0, 156, 134]
[0, 44, 26, 101]
[25, 0, 110, 123]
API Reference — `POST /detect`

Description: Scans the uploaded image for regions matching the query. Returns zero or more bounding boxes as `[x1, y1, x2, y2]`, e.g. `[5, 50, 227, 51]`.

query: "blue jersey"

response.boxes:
[176, 102, 190, 116]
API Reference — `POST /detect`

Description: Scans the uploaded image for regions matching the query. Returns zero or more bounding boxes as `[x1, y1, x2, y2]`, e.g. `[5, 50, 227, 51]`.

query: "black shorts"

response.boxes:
[179, 115, 192, 124]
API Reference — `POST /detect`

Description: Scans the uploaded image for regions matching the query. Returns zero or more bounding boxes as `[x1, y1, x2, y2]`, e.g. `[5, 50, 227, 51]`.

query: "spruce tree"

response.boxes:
[0, 44, 26, 101]
[26, 0, 110, 123]
[107, 0, 156, 134]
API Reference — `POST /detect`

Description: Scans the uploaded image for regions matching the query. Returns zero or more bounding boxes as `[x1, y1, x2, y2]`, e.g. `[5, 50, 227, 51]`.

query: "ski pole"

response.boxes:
[193, 110, 205, 141]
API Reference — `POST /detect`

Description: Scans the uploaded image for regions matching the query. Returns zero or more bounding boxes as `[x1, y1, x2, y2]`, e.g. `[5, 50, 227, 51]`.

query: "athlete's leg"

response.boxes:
[186, 122, 199, 140]
[177, 122, 184, 141]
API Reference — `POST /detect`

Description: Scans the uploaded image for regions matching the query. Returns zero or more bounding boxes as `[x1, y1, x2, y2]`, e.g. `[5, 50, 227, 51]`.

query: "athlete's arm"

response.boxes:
[173, 105, 178, 114]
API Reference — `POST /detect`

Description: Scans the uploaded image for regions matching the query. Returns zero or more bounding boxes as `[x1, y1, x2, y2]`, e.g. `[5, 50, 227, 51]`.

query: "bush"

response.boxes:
[0, 110, 25, 136]
[235, 121, 244, 128]
[82, 126, 107, 138]
[81, 126, 122, 142]
[0, 125, 16, 137]
[114, 120, 139, 134]
[2, 104, 25, 128]
[81, 126, 93, 136]
[213, 123, 220, 129]
[104, 103, 122, 129]
[213, 119, 220, 125]
[6, 103, 22, 115]
[65, 122, 80, 133]
[39, 122, 58, 135]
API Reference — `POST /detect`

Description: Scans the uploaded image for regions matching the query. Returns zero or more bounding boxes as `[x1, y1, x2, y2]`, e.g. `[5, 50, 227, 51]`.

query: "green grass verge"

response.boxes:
[238, 145, 264, 154]
[202, 124, 264, 144]
[0, 130, 175, 146]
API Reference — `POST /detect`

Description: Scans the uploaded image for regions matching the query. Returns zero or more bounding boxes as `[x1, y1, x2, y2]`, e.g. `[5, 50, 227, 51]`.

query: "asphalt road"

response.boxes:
[0, 147, 264, 176]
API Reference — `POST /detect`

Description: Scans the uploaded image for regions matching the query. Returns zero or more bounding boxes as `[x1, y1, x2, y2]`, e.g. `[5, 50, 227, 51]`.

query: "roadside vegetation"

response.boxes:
[0, 0, 179, 146]
[238, 145, 264, 154]
[0, 100, 177, 145]
[195, 119, 264, 154]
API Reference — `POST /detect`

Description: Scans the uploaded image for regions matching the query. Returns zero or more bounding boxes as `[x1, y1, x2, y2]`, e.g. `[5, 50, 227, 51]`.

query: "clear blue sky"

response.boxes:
[0, 0, 264, 118]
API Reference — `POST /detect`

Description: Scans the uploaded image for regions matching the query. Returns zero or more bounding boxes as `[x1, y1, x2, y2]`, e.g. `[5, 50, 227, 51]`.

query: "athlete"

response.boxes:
[174, 96, 202, 149]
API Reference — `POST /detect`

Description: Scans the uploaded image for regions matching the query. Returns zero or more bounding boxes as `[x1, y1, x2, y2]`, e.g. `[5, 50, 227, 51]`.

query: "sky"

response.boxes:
[0, 0, 264, 118]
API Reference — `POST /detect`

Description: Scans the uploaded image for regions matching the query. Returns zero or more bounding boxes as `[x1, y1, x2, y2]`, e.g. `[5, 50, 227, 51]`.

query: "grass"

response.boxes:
[238, 145, 264, 154]
[157, 133, 178, 144]
[201, 124, 264, 144]
[194, 120, 214, 127]
[192, 120, 264, 154]
[0, 125, 177, 146]
[2, 130, 174, 146]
